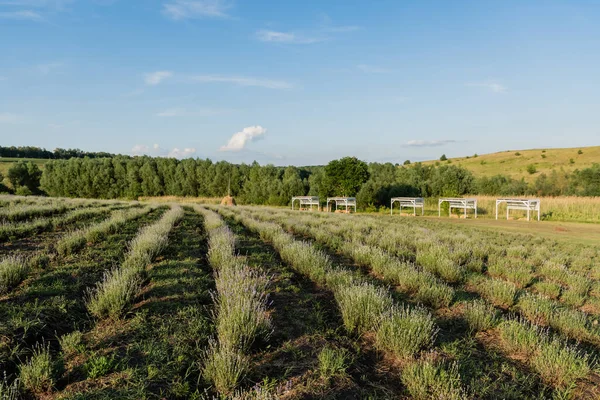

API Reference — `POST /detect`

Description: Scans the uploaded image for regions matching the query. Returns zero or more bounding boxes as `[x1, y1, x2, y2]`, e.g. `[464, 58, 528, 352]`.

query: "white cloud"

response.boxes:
[168, 147, 196, 158]
[220, 125, 266, 152]
[357, 64, 391, 74]
[0, 10, 42, 20]
[162, 0, 231, 20]
[467, 82, 506, 93]
[0, 113, 20, 123]
[131, 144, 150, 155]
[192, 74, 292, 89]
[404, 139, 457, 147]
[131, 143, 195, 158]
[144, 71, 173, 86]
[256, 30, 323, 44]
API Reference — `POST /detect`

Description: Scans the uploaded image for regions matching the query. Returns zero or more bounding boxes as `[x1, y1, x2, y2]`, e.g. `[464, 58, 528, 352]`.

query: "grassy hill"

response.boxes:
[420, 146, 600, 181]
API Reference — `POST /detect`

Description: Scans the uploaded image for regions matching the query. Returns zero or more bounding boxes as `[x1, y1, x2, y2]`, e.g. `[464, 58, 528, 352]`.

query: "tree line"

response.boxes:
[0, 145, 118, 160]
[2, 156, 599, 207]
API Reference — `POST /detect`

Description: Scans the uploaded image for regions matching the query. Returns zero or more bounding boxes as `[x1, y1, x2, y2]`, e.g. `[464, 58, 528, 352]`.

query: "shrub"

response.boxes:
[531, 338, 590, 388]
[515, 152, 521, 156]
[86, 267, 143, 319]
[463, 300, 499, 332]
[541, 154, 547, 159]
[569, 158, 575, 164]
[403, 160, 411, 165]
[440, 154, 448, 161]
[59, 331, 84, 357]
[214, 265, 271, 351]
[318, 346, 349, 379]
[401, 358, 465, 400]
[85, 354, 117, 379]
[203, 341, 249, 396]
[19, 343, 61, 394]
[532, 281, 561, 299]
[56, 229, 87, 256]
[526, 164, 537, 174]
[375, 306, 437, 358]
[15, 186, 33, 196]
[0, 256, 29, 294]
[577, 149, 583, 155]
[335, 283, 392, 335]
[469, 275, 517, 309]
[517, 293, 555, 326]
[498, 319, 541, 356]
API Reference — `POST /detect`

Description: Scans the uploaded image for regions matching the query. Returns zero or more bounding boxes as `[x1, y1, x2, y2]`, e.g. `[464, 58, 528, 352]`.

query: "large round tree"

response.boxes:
[324, 156, 370, 196]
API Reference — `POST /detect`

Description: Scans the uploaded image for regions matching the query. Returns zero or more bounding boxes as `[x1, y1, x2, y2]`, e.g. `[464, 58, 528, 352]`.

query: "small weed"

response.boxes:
[318, 346, 349, 379]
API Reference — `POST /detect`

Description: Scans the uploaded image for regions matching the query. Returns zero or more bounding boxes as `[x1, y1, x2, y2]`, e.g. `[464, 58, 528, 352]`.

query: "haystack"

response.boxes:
[220, 196, 236, 206]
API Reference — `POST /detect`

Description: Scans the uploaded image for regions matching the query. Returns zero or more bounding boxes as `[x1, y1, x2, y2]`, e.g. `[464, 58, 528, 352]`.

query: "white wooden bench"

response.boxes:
[390, 197, 424, 216]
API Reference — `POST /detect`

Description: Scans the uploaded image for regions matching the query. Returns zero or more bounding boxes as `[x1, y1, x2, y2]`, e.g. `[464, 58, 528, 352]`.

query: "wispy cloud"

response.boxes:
[256, 30, 324, 44]
[162, 0, 231, 20]
[467, 81, 506, 93]
[144, 71, 173, 86]
[0, 0, 74, 21]
[317, 13, 361, 33]
[357, 64, 391, 74]
[220, 125, 266, 152]
[404, 139, 457, 148]
[37, 61, 64, 74]
[0, 112, 21, 123]
[155, 107, 224, 117]
[0, 9, 42, 20]
[192, 74, 292, 89]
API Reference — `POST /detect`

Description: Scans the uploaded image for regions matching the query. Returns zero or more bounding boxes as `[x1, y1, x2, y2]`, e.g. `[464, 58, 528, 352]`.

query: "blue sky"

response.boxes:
[1, 0, 599, 165]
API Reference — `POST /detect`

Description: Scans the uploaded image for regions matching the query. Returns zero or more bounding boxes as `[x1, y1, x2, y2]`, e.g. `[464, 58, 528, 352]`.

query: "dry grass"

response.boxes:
[139, 196, 222, 204]
[420, 145, 600, 182]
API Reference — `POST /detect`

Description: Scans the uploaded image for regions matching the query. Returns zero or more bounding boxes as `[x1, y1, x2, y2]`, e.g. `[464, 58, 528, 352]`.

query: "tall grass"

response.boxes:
[0, 256, 29, 294]
[219, 207, 454, 389]
[196, 206, 271, 395]
[498, 319, 592, 389]
[56, 207, 152, 256]
[86, 205, 183, 319]
[400, 357, 465, 400]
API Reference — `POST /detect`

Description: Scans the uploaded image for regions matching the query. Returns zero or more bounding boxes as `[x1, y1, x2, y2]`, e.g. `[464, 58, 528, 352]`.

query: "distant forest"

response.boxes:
[0, 145, 118, 160]
[2, 147, 599, 206]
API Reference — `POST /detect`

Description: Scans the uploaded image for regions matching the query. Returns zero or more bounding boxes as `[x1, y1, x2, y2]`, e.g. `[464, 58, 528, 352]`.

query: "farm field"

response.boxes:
[2, 196, 600, 399]
[420, 146, 600, 182]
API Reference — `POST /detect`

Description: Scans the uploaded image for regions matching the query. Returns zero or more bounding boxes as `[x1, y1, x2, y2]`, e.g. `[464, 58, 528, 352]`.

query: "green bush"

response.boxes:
[318, 346, 349, 379]
[401, 358, 465, 400]
[526, 164, 537, 175]
[375, 306, 436, 358]
[85, 354, 117, 379]
[463, 300, 499, 332]
[203, 341, 249, 396]
[335, 283, 392, 335]
[59, 331, 84, 357]
[19, 343, 61, 394]
[0, 256, 29, 294]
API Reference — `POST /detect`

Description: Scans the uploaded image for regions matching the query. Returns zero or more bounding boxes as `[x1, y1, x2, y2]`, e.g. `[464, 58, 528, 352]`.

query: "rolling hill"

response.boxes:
[420, 146, 600, 181]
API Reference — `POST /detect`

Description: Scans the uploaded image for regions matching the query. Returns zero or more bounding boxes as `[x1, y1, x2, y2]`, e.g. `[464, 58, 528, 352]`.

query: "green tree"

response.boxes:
[324, 157, 369, 196]
[7, 161, 43, 193]
[440, 154, 447, 161]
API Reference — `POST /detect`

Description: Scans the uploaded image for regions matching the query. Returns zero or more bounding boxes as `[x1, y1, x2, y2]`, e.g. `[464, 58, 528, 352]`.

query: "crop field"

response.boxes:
[2, 196, 600, 399]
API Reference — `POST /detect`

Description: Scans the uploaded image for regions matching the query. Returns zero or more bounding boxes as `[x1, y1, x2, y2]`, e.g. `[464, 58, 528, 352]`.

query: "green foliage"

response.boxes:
[85, 354, 117, 379]
[0, 256, 29, 294]
[59, 331, 84, 357]
[440, 154, 448, 161]
[401, 358, 465, 400]
[462, 300, 499, 332]
[324, 156, 369, 196]
[7, 161, 42, 193]
[403, 159, 411, 165]
[203, 341, 249, 396]
[375, 306, 436, 358]
[15, 186, 33, 196]
[578, 149, 583, 155]
[335, 283, 392, 334]
[515, 152, 521, 156]
[317, 346, 349, 379]
[526, 164, 537, 174]
[19, 343, 62, 394]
